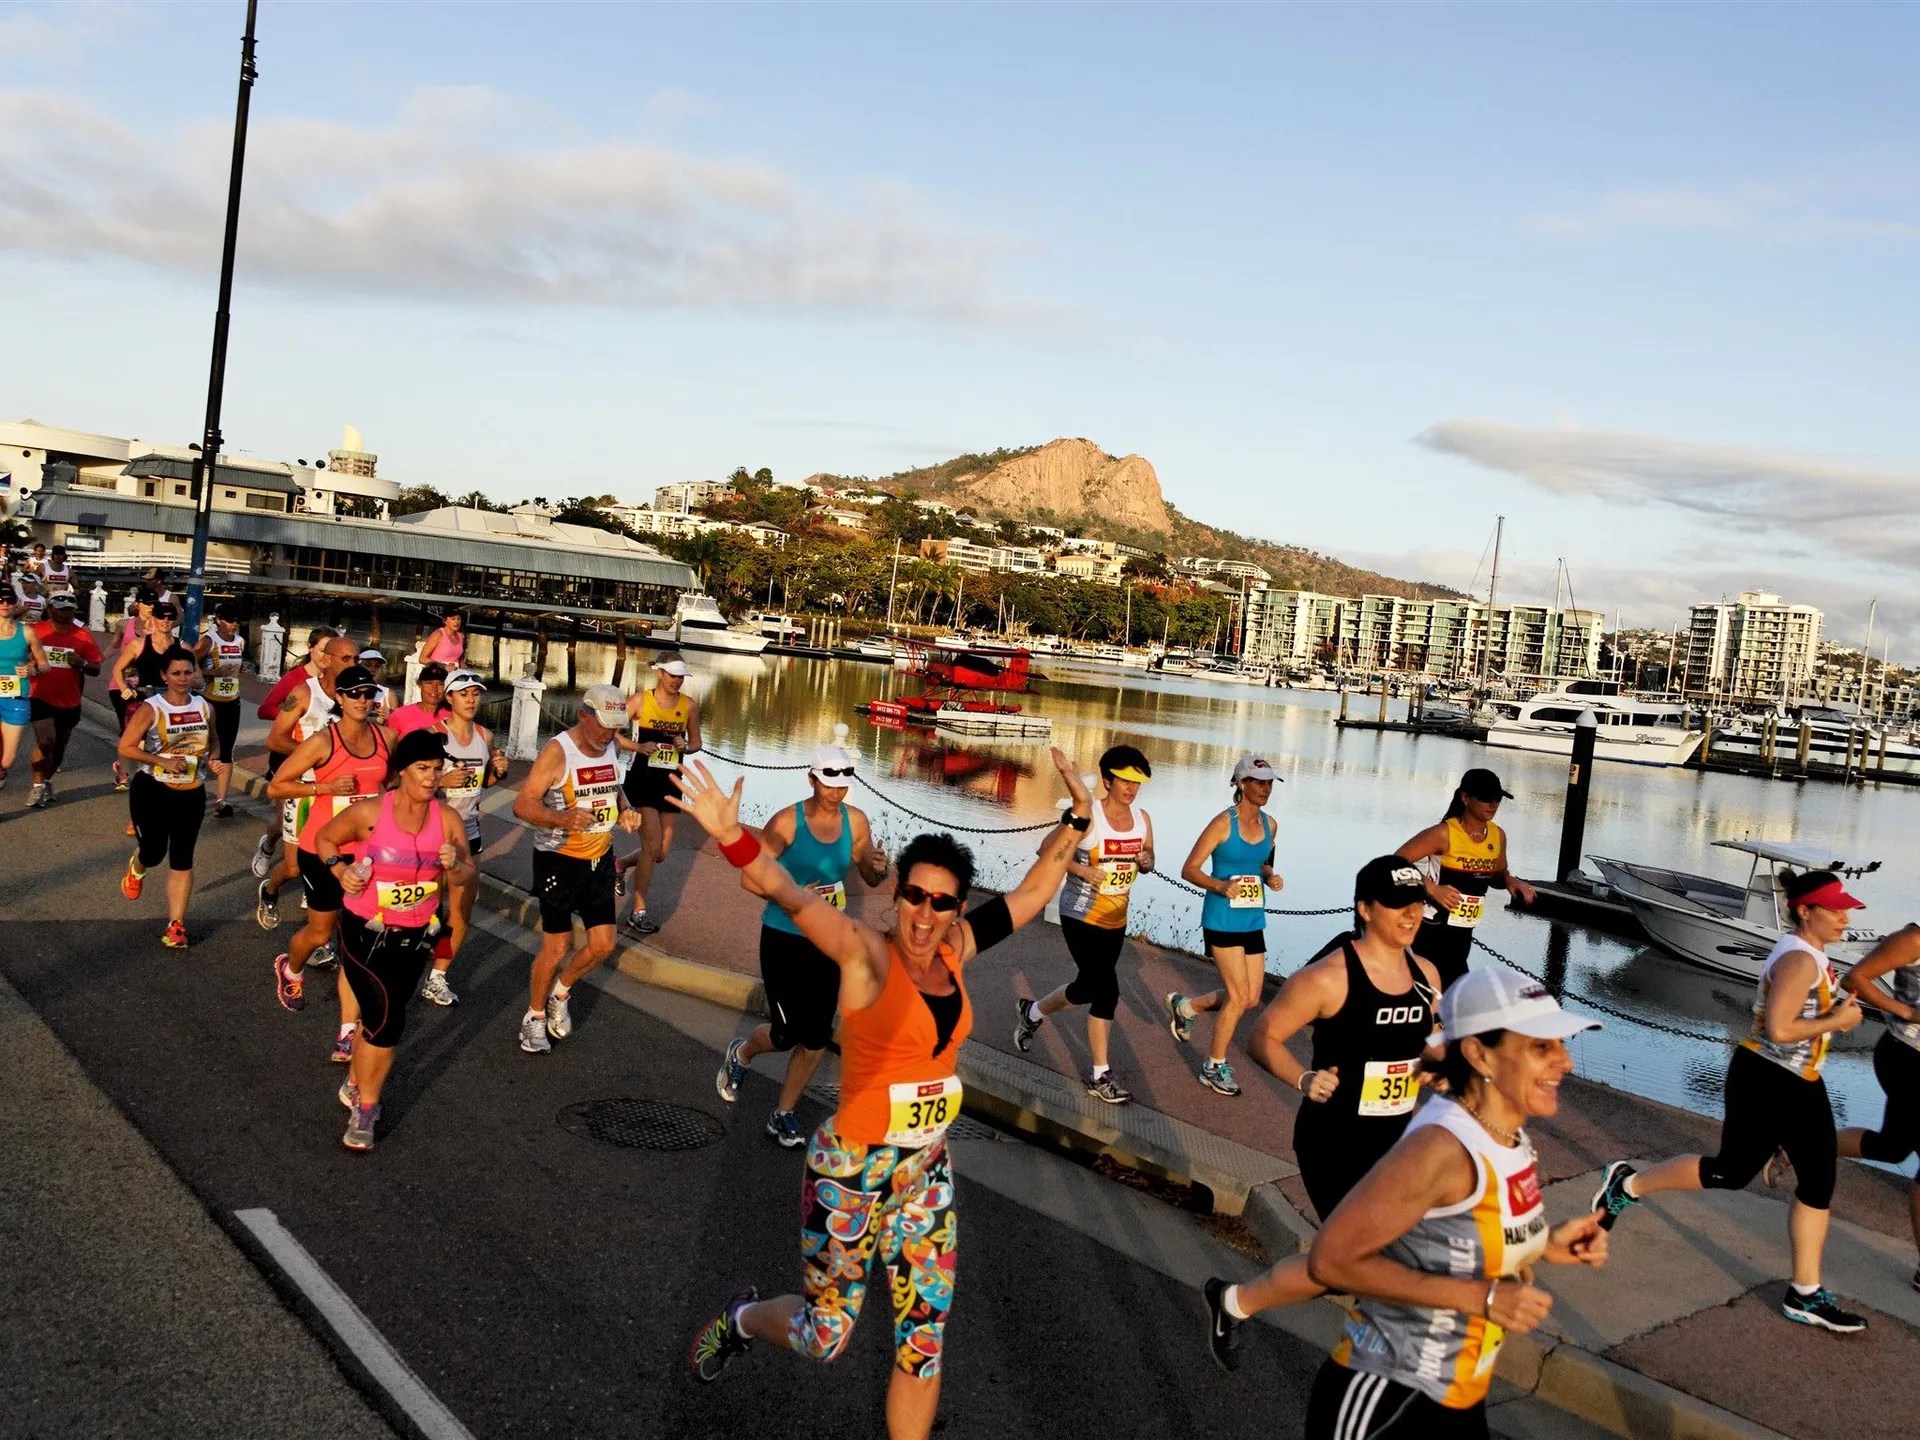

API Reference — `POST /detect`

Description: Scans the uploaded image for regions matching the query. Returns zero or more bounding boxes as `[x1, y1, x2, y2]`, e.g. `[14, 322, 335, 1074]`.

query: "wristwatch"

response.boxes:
[1061, 812, 1091, 832]
[325, 854, 349, 869]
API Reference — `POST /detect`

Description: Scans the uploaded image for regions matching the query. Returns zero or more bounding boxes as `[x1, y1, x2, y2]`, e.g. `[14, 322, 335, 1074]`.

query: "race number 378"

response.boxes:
[885, 1076, 963, 1147]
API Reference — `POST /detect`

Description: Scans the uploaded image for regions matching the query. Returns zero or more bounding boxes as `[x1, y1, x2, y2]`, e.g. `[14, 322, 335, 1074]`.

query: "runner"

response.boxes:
[11, 566, 47, 622]
[266, 662, 391, 1043]
[419, 670, 507, 1006]
[256, 634, 353, 920]
[414, 610, 465, 669]
[194, 603, 248, 818]
[107, 588, 156, 788]
[357, 648, 392, 720]
[0, 588, 49, 796]
[1014, 744, 1155, 1104]
[1301, 967, 1607, 1437]
[1168, 755, 1285, 1096]
[1395, 769, 1537, 990]
[1202, 857, 1441, 1369]
[27, 590, 102, 808]
[251, 626, 337, 878]
[1837, 924, 1920, 1289]
[680, 749, 1094, 1440]
[615, 652, 701, 936]
[114, 646, 224, 947]
[387, 662, 449, 736]
[38, 545, 73, 591]
[512, 685, 643, 1053]
[715, 726, 891, 1146]
[1591, 868, 1870, 1333]
[319, 728, 474, 1151]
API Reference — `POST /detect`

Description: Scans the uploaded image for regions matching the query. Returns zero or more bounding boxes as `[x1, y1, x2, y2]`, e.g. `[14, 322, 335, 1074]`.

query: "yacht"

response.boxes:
[744, 610, 806, 645]
[1710, 704, 1920, 776]
[1589, 840, 1883, 981]
[1483, 679, 1703, 767]
[667, 593, 770, 655]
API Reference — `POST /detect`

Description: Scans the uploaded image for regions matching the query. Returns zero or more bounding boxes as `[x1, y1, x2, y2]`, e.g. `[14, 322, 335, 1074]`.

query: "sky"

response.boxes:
[3, 1, 1917, 656]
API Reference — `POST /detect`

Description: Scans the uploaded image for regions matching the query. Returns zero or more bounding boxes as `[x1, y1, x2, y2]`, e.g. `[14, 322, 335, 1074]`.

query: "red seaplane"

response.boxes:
[860, 639, 1040, 727]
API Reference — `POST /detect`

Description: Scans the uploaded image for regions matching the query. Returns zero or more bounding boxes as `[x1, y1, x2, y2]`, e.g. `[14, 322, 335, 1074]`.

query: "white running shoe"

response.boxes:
[421, 970, 458, 1007]
[519, 1011, 552, 1054]
[249, 836, 276, 881]
[546, 986, 572, 1040]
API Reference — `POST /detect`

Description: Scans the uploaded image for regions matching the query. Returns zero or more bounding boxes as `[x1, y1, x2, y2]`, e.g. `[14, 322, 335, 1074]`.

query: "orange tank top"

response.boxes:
[835, 937, 973, 1148]
[299, 724, 391, 853]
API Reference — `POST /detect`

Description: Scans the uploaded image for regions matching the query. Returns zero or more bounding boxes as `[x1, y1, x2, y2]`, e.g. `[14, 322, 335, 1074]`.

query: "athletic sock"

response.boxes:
[1222, 1284, 1250, 1321]
[337, 1023, 354, 1040]
[1622, 1174, 1640, 1199]
[1025, 1000, 1043, 1024]
[1091, 1065, 1110, 1080]
[1791, 1282, 1820, 1297]
[551, 984, 570, 1000]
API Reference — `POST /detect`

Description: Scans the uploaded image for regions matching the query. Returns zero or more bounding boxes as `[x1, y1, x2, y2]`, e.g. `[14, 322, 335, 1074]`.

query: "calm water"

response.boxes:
[477, 635, 1919, 1142]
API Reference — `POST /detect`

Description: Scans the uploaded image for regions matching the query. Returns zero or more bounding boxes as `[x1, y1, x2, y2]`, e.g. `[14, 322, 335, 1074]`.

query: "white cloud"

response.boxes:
[1525, 180, 1920, 241]
[0, 85, 1040, 323]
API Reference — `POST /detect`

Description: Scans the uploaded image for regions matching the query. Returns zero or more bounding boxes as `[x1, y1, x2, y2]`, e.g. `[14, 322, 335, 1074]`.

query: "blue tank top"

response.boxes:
[1200, 807, 1274, 933]
[0, 623, 30, 703]
[763, 801, 854, 935]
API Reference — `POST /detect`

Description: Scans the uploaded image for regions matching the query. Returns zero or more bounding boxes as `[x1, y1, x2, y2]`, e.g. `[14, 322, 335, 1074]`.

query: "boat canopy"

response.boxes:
[1712, 838, 1881, 872]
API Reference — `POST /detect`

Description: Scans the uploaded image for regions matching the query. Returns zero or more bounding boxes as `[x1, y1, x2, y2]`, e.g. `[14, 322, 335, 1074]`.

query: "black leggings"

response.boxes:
[339, 912, 435, 1048]
[1859, 1033, 1920, 1170]
[129, 773, 206, 871]
[1304, 1360, 1487, 1438]
[209, 699, 241, 763]
[1294, 1113, 1407, 1222]
[1060, 916, 1125, 1020]
[1700, 1046, 1837, 1209]
[1414, 919, 1475, 990]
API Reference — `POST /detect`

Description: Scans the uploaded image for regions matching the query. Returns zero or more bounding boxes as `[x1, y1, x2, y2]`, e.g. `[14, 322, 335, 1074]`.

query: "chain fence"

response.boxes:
[1470, 935, 1731, 1044]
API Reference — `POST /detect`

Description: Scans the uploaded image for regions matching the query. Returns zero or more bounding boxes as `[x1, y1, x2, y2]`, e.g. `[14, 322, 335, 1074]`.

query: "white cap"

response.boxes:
[1231, 754, 1281, 784]
[444, 670, 486, 693]
[579, 684, 626, 727]
[48, 589, 79, 608]
[358, 648, 384, 662]
[810, 722, 856, 786]
[653, 655, 690, 677]
[1438, 967, 1601, 1044]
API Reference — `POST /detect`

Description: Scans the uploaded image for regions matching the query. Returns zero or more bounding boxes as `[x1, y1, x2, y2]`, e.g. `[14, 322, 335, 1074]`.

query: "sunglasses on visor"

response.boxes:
[895, 883, 962, 912]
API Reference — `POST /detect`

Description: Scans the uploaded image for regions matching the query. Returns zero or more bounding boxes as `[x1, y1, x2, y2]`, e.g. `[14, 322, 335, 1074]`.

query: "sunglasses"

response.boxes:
[816, 766, 854, 779]
[896, 883, 962, 913]
[337, 686, 379, 701]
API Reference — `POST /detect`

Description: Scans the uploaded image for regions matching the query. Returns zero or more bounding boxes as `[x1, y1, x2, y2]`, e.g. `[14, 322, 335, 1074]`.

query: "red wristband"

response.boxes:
[720, 832, 761, 868]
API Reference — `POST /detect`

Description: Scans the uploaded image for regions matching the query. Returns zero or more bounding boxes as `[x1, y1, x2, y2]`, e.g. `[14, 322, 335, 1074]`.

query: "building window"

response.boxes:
[224, 489, 237, 499]
[144, 482, 156, 497]
[245, 493, 284, 511]
[173, 484, 187, 497]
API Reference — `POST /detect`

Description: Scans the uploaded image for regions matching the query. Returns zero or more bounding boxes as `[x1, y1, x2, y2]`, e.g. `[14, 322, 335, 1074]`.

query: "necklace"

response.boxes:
[1462, 1093, 1522, 1146]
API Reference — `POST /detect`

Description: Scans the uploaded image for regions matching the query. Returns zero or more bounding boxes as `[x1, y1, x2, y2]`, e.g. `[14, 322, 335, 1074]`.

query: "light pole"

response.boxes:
[182, 0, 261, 641]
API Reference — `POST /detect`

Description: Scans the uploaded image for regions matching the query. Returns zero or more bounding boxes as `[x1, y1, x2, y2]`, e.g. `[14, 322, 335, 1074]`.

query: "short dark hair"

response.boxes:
[896, 832, 976, 899]
[159, 644, 198, 672]
[1099, 744, 1151, 780]
[1424, 1032, 1507, 1096]
[1779, 868, 1841, 925]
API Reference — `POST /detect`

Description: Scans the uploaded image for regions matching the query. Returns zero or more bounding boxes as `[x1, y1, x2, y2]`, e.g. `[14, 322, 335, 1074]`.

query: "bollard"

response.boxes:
[257, 613, 286, 682]
[1556, 710, 1599, 882]
[1378, 682, 1389, 725]
[507, 670, 547, 761]
[403, 655, 423, 707]
[1699, 715, 1714, 764]
[1877, 727, 1889, 775]
[88, 581, 108, 633]
[123, 585, 139, 622]
[1796, 719, 1812, 770]
[1339, 687, 1350, 722]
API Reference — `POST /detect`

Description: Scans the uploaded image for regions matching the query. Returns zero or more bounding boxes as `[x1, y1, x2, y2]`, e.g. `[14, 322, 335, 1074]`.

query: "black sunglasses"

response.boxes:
[337, 686, 379, 701]
[816, 766, 854, 779]
[896, 882, 962, 913]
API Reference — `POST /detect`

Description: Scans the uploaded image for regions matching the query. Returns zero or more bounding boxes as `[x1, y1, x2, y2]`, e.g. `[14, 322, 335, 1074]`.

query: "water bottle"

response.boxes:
[348, 854, 374, 887]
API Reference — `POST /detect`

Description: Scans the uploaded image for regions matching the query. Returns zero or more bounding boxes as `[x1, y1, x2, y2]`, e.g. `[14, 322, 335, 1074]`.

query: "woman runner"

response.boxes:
[1014, 744, 1155, 1104]
[319, 729, 473, 1151]
[419, 670, 508, 1005]
[108, 589, 156, 787]
[115, 647, 225, 947]
[616, 652, 701, 935]
[1591, 868, 1869, 1333]
[1304, 967, 1608, 1438]
[1203, 856, 1442, 1369]
[1168, 754, 1285, 1096]
[1838, 923, 1920, 1289]
[0, 589, 50, 797]
[679, 749, 1093, 1440]
[194, 603, 248, 818]
[1394, 769, 1536, 990]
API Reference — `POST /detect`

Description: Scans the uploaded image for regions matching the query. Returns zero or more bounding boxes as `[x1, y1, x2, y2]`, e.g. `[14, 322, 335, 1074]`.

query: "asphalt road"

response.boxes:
[0, 724, 1325, 1439]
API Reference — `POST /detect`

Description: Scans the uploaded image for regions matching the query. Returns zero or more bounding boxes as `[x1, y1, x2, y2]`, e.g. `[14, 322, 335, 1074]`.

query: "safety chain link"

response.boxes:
[1142, 870, 1351, 917]
[697, 749, 1059, 834]
[1470, 935, 1731, 1044]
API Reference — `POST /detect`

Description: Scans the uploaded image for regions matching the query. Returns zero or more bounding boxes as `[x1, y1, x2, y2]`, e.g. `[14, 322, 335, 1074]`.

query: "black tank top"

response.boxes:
[1298, 941, 1437, 1130]
[132, 635, 172, 692]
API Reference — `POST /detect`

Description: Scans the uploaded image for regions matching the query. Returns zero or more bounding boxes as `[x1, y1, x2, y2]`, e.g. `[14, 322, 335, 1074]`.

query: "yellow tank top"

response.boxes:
[634, 687, 691, 770]
[1432, 817, 1503, 929]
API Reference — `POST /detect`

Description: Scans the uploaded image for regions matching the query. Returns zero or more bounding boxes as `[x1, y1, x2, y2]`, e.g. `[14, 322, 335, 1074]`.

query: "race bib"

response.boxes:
[443, 762, 484, 792]
[1098, 861, 1138, 895]
[157, 754, 200, 786]
[586, 800, 620, 832]
[282, 796, 309, 842]
[1227, 875, 1264, 909]
[44, 647, 76, 670]
[1355, 1059, 1422, 1118]
[0, 674, 20, 698]
[885, 1076, 963, 1148]
[1473, 1325, 1506, 1379]
[209, 676, 241, 700]
[810, 880, 848, 910]
[1447, 894, 1485, 928]
[647, 745, 681, 770]
[375, 878, 439, 911]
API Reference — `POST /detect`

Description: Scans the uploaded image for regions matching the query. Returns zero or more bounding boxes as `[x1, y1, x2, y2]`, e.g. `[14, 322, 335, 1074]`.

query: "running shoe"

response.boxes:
[1203, 1278, 1242, 1372]
[765, 1110, 805, 1148]
[27, 781, 47, 809]
[214, 801, 234, 819]
[1197, 1059, 1241, 1097]
[1910, 1266, 1920, 1294]
[113, 762, 128, 792]
[1013, 996, 1043, 1053]
[121, 859, 144, 901]
[519, 1011, 552, 1055]
[330, 1029, 355, 1065]
[273, 953, 305, 1012]
[1590, 1161, 1641, 1231]
[546, 986, 573, 1040]
[1764, 1148, 1793, 1190]
[625, 909, 660, 936]
[421, 970, 458, 1007]
[38, 776, 55, 806]
[338, 1078, 358, 1109]
[1780, 1287, 1867, 1333]
[716, 1037, 748, 1103]
[1086, 1070, 1133, 1105]
[125, 821, 136, 837]
[255, 878, 280, 930]
[160, 921, 189, 950]
[342, 1102, 380, 1152]
[614, 868, 627, 900]
[1165, 991, 1195, 1044]
[688, 1285, 758, 1382]
[308, 941, 336, 969]
[249, 835, 276, 880]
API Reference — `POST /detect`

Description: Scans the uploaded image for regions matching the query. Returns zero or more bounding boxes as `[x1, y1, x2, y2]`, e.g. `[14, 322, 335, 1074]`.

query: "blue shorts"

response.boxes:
[0, 697, 31, 727]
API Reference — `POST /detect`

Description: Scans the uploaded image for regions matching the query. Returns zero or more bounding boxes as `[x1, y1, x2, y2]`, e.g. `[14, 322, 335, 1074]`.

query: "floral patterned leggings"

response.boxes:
[787, 1122, 958, 1378]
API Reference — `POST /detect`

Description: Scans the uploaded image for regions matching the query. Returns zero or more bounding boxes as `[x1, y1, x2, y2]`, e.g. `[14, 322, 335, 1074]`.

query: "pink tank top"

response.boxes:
[344, 791, 447, 928]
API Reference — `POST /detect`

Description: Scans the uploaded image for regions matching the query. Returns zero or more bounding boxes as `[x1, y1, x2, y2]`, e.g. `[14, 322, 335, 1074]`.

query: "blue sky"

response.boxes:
[4, 2, 1917, 652]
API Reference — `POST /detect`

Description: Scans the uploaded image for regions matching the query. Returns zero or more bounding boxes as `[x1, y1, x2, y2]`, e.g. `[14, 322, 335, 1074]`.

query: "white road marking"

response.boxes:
[234, 1208, 477, 1440]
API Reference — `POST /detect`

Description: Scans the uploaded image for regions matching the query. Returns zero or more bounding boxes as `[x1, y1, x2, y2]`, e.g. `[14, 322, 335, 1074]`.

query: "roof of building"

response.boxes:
[123, 454, 299, 494]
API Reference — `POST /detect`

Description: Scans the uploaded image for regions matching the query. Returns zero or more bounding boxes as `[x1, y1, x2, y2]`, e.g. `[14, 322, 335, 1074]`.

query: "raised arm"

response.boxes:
[268, 731, 348, 801]
[512, 739, 586, 832]
[1396, 821, 1457, 910]
[115, 702, 159, 770]
[1000, 748, 1093, 930]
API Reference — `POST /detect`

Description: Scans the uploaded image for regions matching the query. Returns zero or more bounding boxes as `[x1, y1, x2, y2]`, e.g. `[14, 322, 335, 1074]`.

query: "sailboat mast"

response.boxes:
[1861, 598, 1877, 711]
[885, 539, 902, 630]
[1477, 515, 1504, 687]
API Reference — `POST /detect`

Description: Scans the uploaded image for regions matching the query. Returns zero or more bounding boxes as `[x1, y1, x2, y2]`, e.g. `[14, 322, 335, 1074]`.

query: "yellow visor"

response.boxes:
[1106, 765, 1150, 784]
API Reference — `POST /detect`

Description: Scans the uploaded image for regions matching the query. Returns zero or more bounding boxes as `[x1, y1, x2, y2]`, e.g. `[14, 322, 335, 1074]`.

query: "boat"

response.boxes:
[1587, 839, 1884, 981]
[850, 634, 903, 661]
[1709, 704, 1920, 776]
[667, 593, 770, 655]
[743, 610, 806, 644]
[1484, 679, 1703, 768]
[932, 704, 1053, 739]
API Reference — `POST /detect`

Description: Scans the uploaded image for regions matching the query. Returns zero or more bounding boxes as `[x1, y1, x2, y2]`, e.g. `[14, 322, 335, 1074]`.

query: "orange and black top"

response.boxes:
[835, 938, 975, 1149]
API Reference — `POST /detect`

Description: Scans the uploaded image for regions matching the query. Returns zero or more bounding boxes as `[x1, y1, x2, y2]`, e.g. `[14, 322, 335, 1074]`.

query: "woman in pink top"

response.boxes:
[414, 611, 465, 668]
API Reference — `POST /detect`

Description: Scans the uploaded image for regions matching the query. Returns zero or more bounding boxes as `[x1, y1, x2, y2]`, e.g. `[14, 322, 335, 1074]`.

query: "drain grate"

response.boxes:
[558, 1098, 726, 1151]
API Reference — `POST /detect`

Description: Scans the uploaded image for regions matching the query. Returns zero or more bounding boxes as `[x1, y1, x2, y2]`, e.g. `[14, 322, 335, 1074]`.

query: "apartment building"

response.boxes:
[1242, 588, 1602, 679]
[1682, 591, 1822, 700]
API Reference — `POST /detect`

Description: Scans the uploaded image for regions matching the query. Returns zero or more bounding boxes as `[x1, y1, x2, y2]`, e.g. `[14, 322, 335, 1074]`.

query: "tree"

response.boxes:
[391, 484, 453, 516]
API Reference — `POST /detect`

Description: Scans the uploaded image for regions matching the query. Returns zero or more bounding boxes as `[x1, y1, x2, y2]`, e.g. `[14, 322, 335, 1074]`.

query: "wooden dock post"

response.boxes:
[532, 616, 550, 684]
[1877, 727, 1889, 776]
[565, 616, 580, 692]
[1339, 687, 1350, 723]
[1378, 682, 1390, 725]
[489, 611, 504, 685]
[1699, 715, 1714, 764]
[611, 625, 629, 689]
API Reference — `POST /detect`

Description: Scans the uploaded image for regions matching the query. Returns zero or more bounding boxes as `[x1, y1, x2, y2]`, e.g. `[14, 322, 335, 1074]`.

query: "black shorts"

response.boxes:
[1293, 1109, 1410, 1221]
[1060, 915, 1126, 1020]
[298, 846, 344, 913]
[29, 698, 81, 729]
[1305, 1360, 1487, 1438]
[760, 924, 841, 1052]
[1701, 1046, 1837, 1209]
[209, 698, 241, 763]
[129, 773, 206, 872]
[1861, 1034, 1920, 1169]
[533, 850, 617, 934]
[1415, 918, 1476, 990]
[1202, 926, 1266, 956]
[339, 910, 435, 1048]
[622, 760, 679, 811]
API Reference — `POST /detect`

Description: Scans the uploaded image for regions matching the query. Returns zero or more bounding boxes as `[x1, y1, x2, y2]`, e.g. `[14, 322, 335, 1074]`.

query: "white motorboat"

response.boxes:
[667, 593, 770, 655]
[1709, 704, 1920, 777]
[1484, 679, 1703, 767]
[744, 610, 806, 644]
[1588, 839, 1884, 981]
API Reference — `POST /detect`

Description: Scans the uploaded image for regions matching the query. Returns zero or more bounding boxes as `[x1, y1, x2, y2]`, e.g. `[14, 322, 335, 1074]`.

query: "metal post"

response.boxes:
[1556, 710, 1599, 882]
[183, 0, 261, 643]
[1796, 719, 1812, 770]
[1378, 682, 1389, 725]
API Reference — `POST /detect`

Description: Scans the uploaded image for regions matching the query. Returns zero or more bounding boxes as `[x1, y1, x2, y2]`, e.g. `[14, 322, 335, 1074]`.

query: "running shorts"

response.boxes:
[1203, 926, 1266, 956]
[786, 1121, 957, 1378]
[760, 924, 840, 1052]
[622, 761, 678, 812]
[533, 850, 616, 934]
[209, 698, 241, 763]
[1305, 1360, 1488, 1439]
[1060, 915, 1126, 1020]
[28, 698, 81, 730]
[1700, 1046, 1837, 1209]
[1292, 1110, 1410, 1222]
[298, 847, 345, 913]
[1858, 1033, 1920, 1168]
[0, 695, 28, 727]
[339, 911, 436, 1048]
[129, 772, 206, 872]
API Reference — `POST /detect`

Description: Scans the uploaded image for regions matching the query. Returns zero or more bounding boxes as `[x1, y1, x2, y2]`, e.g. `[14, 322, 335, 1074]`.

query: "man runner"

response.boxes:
[194, 603, 248, 818]
[27, 590, 101, 809]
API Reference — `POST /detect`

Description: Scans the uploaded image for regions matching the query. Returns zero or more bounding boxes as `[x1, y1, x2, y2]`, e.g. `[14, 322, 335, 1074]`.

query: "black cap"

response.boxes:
[136, 586, 160, 605]
[1355, 855, 1430, 908]
[392, 729, 447, 770]
[418, 662, 449, 683]
[213, 603, 239, 622]
[334, 665, 377, 692]
[1459, 768, 1513, 802]
[151, 601, 178, 620]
